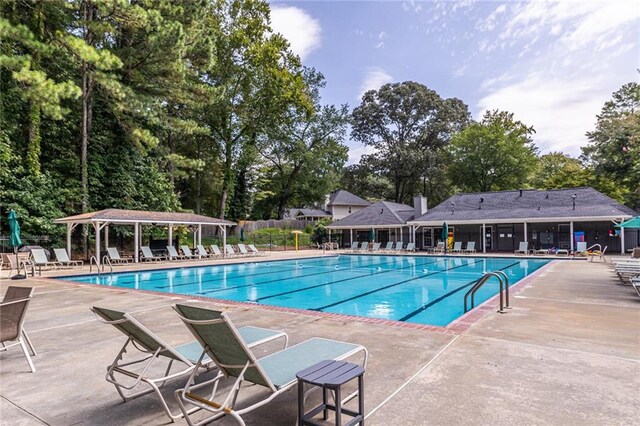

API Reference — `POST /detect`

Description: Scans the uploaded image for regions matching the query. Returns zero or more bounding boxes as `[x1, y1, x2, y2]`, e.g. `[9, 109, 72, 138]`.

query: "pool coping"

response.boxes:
[43, 257, 557, 336]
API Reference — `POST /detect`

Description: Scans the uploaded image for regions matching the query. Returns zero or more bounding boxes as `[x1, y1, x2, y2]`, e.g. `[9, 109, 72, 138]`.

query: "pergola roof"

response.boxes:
[54, 209, 235, 226]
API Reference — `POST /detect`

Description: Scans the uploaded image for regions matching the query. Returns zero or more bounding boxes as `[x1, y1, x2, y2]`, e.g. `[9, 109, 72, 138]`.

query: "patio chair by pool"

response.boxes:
[181, 246, 197, 260]
[451, 242, 463, 253]
[371, 242, 381, 252]
[0, 286, 36, 372]
[349, 241, 359, 252]
[404, 242, 415, 252]
[360, 241, 370, 251]
[196, 245, 213, 259]
[172, 304, 368, 426]
[433, 241, 445, 254]
[167, 246, 188, 261]
[225, 244, 239, 257]
[31, 248, 61, 274]
[1, 286, 37, 357]
[248, 244, 268, 257]
[394, 241, 404, 252]
[210, 245, 223, 257]
[383, 241, 394, 252]
[141, 246, 166, 262]
[53, 248, 84, 268]
[589, 245, 607, 263]
[514, 242, 529, 255]
[236, 244, 252, 256]
[107, 247, 133, 264]
[464, 242, 476, 253]
[92, 306, 287, 422]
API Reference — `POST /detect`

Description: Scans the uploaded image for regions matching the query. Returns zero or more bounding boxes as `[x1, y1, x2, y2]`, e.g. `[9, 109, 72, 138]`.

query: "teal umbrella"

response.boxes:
[616, 216, 640, 228]
[441, 222, 448, 253]
[8, 210, 26, 279]
[369, 228, 375, 242]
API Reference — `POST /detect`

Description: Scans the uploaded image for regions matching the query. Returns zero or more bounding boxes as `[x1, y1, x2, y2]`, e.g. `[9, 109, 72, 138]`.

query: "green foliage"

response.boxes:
[311, 218, 332, 244]
[350, 81, 470, 204]
[447, 110, 538, 192]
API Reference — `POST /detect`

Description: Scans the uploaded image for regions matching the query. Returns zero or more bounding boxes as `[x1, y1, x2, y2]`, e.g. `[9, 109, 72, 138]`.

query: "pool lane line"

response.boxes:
[254, 258, 442, 302]
[398, 261, 522, 321]
[195, 257, 438, 296]
[312, 259, 482, 311]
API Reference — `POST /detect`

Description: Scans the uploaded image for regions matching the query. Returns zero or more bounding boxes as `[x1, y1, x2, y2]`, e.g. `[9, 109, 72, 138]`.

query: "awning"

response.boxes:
[616, 216, 640, 228]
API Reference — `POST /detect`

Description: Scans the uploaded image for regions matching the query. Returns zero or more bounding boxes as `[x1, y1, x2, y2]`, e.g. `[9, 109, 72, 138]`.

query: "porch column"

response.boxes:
[328, 229, 331, 243]
[350, 229, 353, 245]
[94, 221, 101, 265]
[134, 222, 139, 263]
[198, 224, 202, 246]
[621, 227, 625, 254]
[569, 221, 574, 251]
[66, 223, 73, 257]
[482, 223, 486, 253]
[411, 225, 416, 245]
[524, 222, 528, 243]
[168, 224, 173, 247]
[222, 225, 227, 257]
[104, 225, 109, 250]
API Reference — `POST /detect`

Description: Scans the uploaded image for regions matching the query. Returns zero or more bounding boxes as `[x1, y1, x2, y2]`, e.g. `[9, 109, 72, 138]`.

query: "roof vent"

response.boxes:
[545, 193, 549, 199]
[450, 202, 455, 215]
[380, 208, 384, 214]
[519, 189, 523, 197]
[478, 205, 482, 210]
[538, 206, 541, 210]
[480, 197, 484, 203]
[572, 193, 577, 210]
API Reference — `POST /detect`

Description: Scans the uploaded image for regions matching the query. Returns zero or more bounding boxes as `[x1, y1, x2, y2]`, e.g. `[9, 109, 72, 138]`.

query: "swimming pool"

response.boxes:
[60, 255, 550, 326]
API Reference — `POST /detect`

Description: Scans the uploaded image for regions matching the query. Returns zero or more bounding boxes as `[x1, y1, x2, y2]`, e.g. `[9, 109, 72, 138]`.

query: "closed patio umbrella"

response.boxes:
[441, 222, 448, 252]
[8, 210, 26, 279]
[369, 227, 375, 242]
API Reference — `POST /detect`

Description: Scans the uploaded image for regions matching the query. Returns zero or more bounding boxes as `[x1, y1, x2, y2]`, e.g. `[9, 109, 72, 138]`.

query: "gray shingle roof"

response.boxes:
[328, 201, 414, 228]
[410, 187, 637, 224]
[295, 209, 331, 217]
[54, 209, 235, 225]
[328, 189, 370, 206]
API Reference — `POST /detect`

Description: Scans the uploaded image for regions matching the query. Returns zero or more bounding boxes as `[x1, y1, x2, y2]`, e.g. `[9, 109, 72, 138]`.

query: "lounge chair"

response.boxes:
[167, 245, 188, 261]
[575, 241, 588, 256]
[92, 306, 287, 422]
[383, 242, 394, 252]
[433, 241, 445, 254]
[2, 253, 34, 278]
[248, 244, 268, 257]
[31, 248, 61, 274]
[451, 242, 463, 253]
[589, 245, 607, 263]
[141, 246, 166, 262]
[53, 248, 84, 268]
[632, 278, 640, 298]
[371, 242, 381, 252]
[172, 304, 368, 426]
[464, 241, 476, 253]
[236, 244, 252, 256]
[404, 242, 415, 252]
[196, 245, 213, 259]
[514, 242, 529, 255]
[225, 244, 239, 257]
[1, 286, 37, 357]
[0, 287, 36, 372]
[394, 242, 404, 252]
[348, 241, 359, 252]
[210, 245, 223, 258]
[360, 241, 370, 251]
[180, 246, 197, 260]
[107, 247, 133, 264]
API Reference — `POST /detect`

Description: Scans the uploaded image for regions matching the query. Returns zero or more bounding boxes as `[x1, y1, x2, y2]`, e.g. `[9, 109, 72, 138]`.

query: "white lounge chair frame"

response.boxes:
[53, 248, 84, 268]
[180, 246, 197, 260]
[225, 244, 238, 257]
[31, 248, 61, 274]
[167, 245, 188, 261]
[141, 246, 165, 262]
[92, 306, 287, 422]
[196, 245, 213, 259]
[107, 247, 133, 264]
[247, 244, 269, 257]
[172, 304, 367, 426]
[236, 244, 252, 257]
[464, 242, 476, 253]
[514, 242, 529, 255]
[210, 245, 223, 258]
[394, 242, 404, 252]
[451, 242, 463, 253]
[383, 242, 394, 252]
[404, 242, 415, 252]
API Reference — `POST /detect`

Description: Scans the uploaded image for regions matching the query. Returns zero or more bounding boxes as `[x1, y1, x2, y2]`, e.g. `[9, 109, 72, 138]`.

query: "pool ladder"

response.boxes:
[89, 256, 113, 275]
[464, 270, 510, 314]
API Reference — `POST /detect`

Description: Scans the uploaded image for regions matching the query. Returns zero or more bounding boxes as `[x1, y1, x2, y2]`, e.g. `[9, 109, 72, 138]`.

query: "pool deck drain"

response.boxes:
[1, 251, 638, 425]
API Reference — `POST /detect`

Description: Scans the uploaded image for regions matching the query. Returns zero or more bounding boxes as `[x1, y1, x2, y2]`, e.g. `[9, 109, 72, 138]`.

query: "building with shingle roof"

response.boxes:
[408, 188, 637, 254]
[285, 189, 371, 222]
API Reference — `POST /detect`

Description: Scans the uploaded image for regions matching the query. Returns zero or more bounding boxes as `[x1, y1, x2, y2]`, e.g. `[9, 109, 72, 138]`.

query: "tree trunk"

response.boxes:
[26, 101, 41, 176]
[219, 140, 233, 219]
[81, 0, 95, 257]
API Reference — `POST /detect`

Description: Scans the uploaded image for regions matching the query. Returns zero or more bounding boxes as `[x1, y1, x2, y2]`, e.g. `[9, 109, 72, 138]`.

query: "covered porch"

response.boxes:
[54, 209, 235, 264]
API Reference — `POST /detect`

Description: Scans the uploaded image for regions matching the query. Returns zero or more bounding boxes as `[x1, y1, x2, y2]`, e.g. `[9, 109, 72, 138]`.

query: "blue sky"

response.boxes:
[269, 0, 640, 163]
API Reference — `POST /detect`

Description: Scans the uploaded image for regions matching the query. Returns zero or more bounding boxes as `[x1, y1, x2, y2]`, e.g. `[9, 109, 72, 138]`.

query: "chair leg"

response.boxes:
[19, 338, 36, 373]
[22, 330, 37, 356]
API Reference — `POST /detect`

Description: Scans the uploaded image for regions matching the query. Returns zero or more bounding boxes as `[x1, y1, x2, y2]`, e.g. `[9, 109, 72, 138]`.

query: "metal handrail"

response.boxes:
[464, 271, 508, 314]
[493, 270, 510, 308]
[101, 255, 113, 274]
[89, 256, 100, 274]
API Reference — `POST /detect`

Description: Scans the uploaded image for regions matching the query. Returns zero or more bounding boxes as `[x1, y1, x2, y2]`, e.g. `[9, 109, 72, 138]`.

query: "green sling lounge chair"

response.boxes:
[53, 248, 84, 268]
[92, 306, 287, 422]
[172, 304, 368, 426]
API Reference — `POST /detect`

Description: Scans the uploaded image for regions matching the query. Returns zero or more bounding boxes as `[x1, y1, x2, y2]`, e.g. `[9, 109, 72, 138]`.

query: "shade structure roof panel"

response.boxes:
[54, 209, 235, 226]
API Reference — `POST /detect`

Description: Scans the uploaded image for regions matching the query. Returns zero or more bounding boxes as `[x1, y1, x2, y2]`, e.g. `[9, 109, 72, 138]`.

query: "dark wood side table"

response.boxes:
[296, 359, 365, 426]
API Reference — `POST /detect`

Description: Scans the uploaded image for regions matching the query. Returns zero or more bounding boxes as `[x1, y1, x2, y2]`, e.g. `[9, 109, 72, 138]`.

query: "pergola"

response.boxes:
[54, 209, 235, 264]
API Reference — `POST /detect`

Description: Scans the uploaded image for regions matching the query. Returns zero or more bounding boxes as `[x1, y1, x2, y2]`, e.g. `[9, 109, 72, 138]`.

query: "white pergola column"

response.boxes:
[350, 229, 353, 245]
[482, 223, 486, 253]
[198, 224, 202, 246]
[569, 221, 574, 251]
[411, 225, 416, 245]
[104, 225, 109, 250]
[66, 223, 74, 257]
[524, 222, 528, 243]
[94, 221, 101, 265]
[621, 227, 625, 254]
[168, 224, 173, 248]
[328, 229, 331, 243]
[134, 222, 139, 263]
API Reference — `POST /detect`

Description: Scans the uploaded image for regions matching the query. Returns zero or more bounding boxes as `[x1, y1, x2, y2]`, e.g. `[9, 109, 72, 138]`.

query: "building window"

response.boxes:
[348, 206, 352, 214]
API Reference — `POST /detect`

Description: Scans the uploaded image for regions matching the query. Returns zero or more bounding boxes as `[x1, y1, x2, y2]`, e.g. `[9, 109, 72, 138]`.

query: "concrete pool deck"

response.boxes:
[1, 253, 638, 425]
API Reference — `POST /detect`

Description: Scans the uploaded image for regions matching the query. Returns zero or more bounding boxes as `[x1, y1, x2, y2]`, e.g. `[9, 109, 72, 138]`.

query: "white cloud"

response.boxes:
[347, 144, 375, 165]
[378, 31, 388, 40]
[374, 41, 385, 49]
[270, 5, 321, 61]
[358, 67, 393, 100]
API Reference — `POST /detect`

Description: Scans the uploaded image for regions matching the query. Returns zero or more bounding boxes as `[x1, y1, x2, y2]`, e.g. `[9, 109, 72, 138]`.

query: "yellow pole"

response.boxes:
[295, 233, 299, 252]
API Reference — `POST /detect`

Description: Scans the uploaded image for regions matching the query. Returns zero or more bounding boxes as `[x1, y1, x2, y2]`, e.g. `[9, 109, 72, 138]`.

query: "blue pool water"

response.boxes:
[59, 255, 549, 326]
